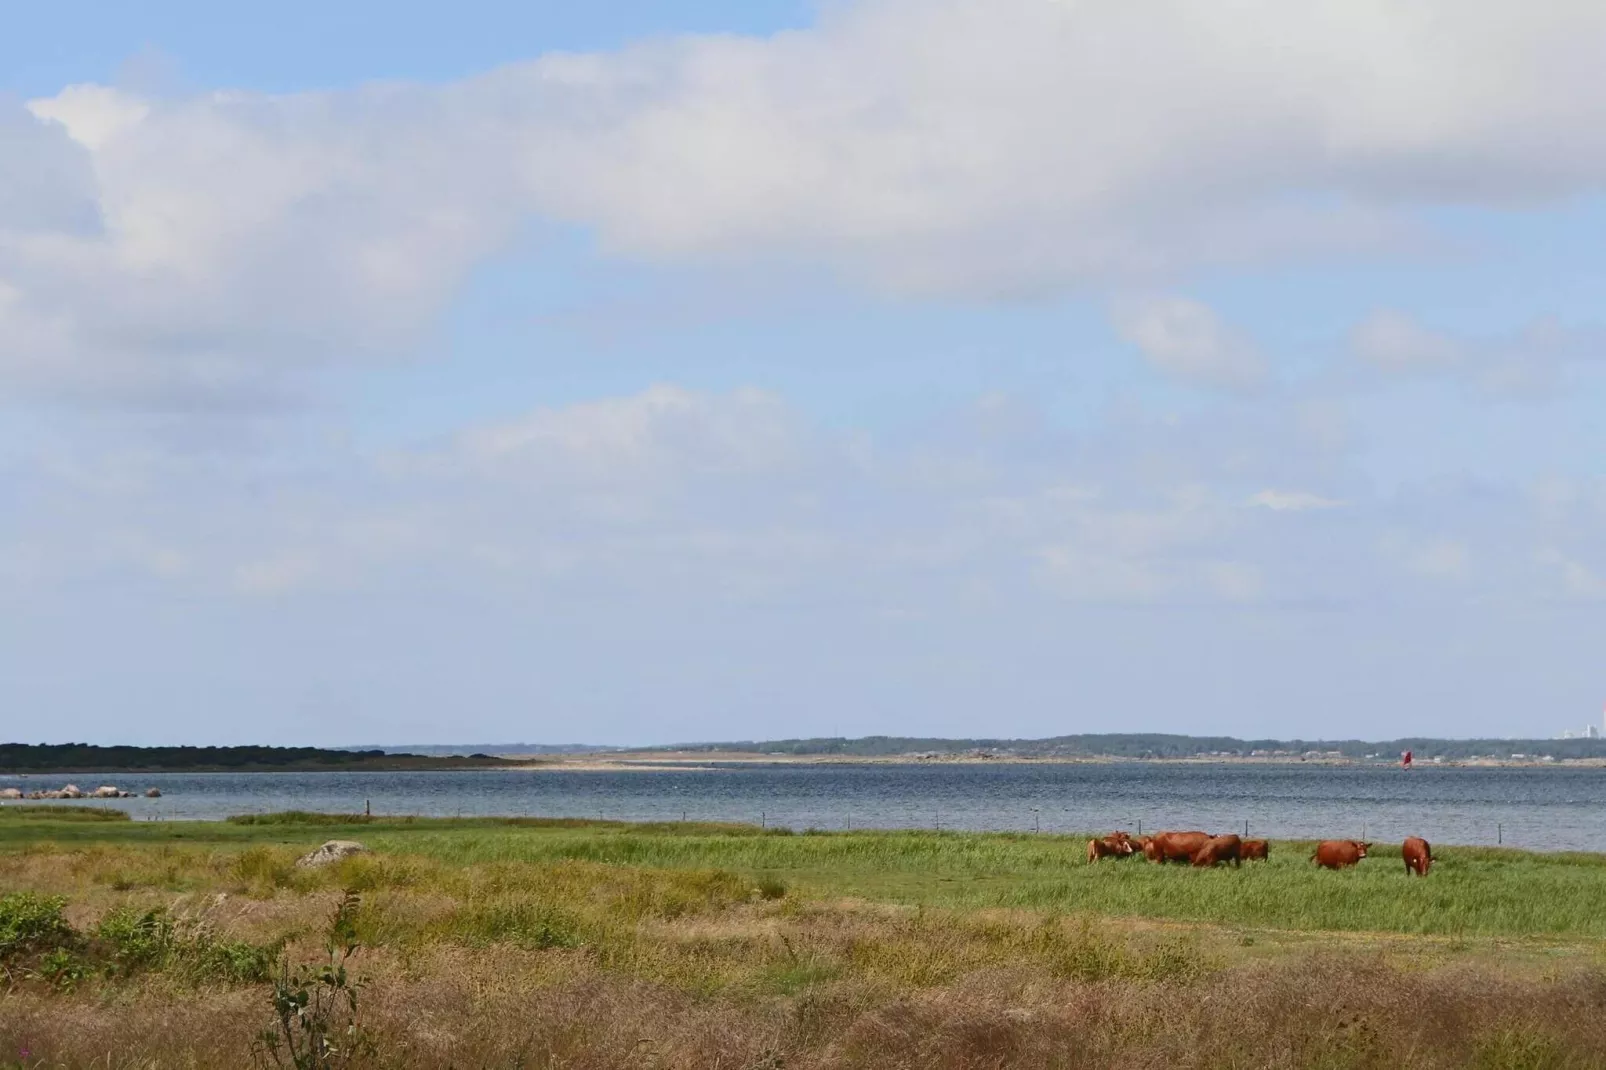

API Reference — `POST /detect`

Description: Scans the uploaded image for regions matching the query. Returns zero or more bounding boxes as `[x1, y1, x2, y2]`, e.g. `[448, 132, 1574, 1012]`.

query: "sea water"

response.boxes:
[4, 761, 1604, 851]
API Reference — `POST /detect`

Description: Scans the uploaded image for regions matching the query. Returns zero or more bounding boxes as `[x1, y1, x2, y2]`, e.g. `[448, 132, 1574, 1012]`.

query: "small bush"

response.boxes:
[253, 892, 374, 1070]
[95, 905, 279, 985]
[37, 947, 90, 990]
[96, 907, 173, 974]
[0, 894, 75, 962]
[754, 876, 788, 901]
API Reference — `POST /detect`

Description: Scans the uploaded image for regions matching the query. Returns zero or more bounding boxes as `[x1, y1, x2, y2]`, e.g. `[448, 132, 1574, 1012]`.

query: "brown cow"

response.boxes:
[1086, 835, 1135, 863]
[1150, 831, 1212, 864]
[1402, 836, 1433, 876]
[1192, 834, 1242, 867]
[1239, 839, 1270, 862]
[1312, 840, 1370, 869]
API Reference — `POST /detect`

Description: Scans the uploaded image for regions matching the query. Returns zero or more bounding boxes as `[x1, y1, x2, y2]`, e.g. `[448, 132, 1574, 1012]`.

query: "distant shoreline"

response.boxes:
[0, 757, 517, 776]
[504, 751, 1606, 772]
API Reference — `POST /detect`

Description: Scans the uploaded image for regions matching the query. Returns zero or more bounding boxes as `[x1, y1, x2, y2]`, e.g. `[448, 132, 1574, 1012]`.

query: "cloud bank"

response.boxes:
[6, 0, 1606, 403]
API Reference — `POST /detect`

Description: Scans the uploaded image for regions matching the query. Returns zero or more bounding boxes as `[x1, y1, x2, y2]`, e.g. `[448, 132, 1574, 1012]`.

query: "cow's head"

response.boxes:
[1356, 842, 1371, 857]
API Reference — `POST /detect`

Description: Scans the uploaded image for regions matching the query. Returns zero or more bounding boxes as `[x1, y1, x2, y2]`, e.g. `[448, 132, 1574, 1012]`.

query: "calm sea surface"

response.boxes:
[4, 763, 1604, 851]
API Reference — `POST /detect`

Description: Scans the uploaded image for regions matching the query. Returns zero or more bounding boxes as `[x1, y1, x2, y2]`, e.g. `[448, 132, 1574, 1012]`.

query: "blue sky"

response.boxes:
[1, 1, 1603, 746]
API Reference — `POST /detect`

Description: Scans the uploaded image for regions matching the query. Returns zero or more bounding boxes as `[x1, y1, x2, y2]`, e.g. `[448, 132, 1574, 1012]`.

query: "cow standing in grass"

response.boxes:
[1147, 831, 1212, 864]
[1239, 839, 1269, 862]
[1192, 834, 1242, 867]
[1086, 833, 1136, 863]
[1402, 836, 1433, 876]
[1312, 840, 1369, 869]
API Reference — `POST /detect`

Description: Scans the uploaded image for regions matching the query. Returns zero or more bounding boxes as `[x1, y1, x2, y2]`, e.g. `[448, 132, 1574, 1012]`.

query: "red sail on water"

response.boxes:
[1401, 750, 1413, 768]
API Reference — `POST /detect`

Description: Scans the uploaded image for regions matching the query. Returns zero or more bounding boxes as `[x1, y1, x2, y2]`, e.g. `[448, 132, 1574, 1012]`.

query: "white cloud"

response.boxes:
[6, 1, 1606, 403]
[27, 85, 151, 152]
[0, 386, 1348, 608]
[1352, 310, 1462, 373]
[1112, 297, 1266, 391]
[451, 384, 800, 481]
[1352, 311, 1603, 398]
[4, 382, 1603, 638]
[1249, 490, 1343, 512]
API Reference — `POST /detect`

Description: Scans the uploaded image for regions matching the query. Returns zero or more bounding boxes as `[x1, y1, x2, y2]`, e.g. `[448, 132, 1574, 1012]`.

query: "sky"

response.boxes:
[1, 0, 1603, 747]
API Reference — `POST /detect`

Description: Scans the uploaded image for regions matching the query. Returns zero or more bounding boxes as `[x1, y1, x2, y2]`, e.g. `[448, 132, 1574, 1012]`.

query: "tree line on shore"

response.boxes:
[0, 744, 510, 774]
[649, 733, 1606, 761]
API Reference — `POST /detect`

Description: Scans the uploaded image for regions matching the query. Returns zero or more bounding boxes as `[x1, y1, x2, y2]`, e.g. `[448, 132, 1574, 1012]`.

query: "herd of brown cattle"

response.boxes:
[1086, 830, 1436, 874]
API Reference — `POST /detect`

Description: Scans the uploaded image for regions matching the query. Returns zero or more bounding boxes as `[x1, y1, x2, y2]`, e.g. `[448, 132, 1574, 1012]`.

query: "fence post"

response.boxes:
[1498, 823, 1503, 845]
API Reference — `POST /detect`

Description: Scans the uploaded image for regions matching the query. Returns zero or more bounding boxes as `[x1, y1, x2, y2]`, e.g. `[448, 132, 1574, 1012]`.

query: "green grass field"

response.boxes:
[5, 808, 1603, 940]
[3, 809, 1605, 1068]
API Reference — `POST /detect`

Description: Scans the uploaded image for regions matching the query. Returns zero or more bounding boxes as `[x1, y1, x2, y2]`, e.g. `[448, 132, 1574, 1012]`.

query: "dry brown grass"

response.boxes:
[4, 841, 1606, 1068]
[6, 949, 1606, 1068]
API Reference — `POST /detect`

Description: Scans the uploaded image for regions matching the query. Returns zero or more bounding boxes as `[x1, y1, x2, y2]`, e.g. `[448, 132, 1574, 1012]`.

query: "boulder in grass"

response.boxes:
[296, 840, 369, 868]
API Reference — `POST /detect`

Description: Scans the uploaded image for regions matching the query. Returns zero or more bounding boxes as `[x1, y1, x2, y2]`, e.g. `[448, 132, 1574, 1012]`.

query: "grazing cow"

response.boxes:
[1192, 834, 1242, 867]
[1312, 840, 1370, 869]
[1139, 836, 1160, 862]
[1239, 839, 1270, 862]
[1402, 836, 1433, 876]
[1086, 834, 1136, 863]
[1150, 831, 1212, 864]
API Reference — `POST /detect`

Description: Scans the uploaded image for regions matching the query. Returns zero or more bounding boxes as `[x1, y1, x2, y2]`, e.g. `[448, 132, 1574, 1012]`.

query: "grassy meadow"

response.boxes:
[2, 807, 1606, 1068]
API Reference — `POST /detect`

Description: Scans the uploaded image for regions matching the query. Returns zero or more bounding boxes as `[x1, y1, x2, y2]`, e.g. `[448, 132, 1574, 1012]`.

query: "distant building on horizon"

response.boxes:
[1556, 706, 1604, 740]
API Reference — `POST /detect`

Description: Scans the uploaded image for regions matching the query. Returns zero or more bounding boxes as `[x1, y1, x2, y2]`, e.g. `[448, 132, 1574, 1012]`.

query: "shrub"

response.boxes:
[0, 894, 74, 962]
[95, 905, 279, 985]
[253, 892, 374, 1070]
[96, 906, 173, 974]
